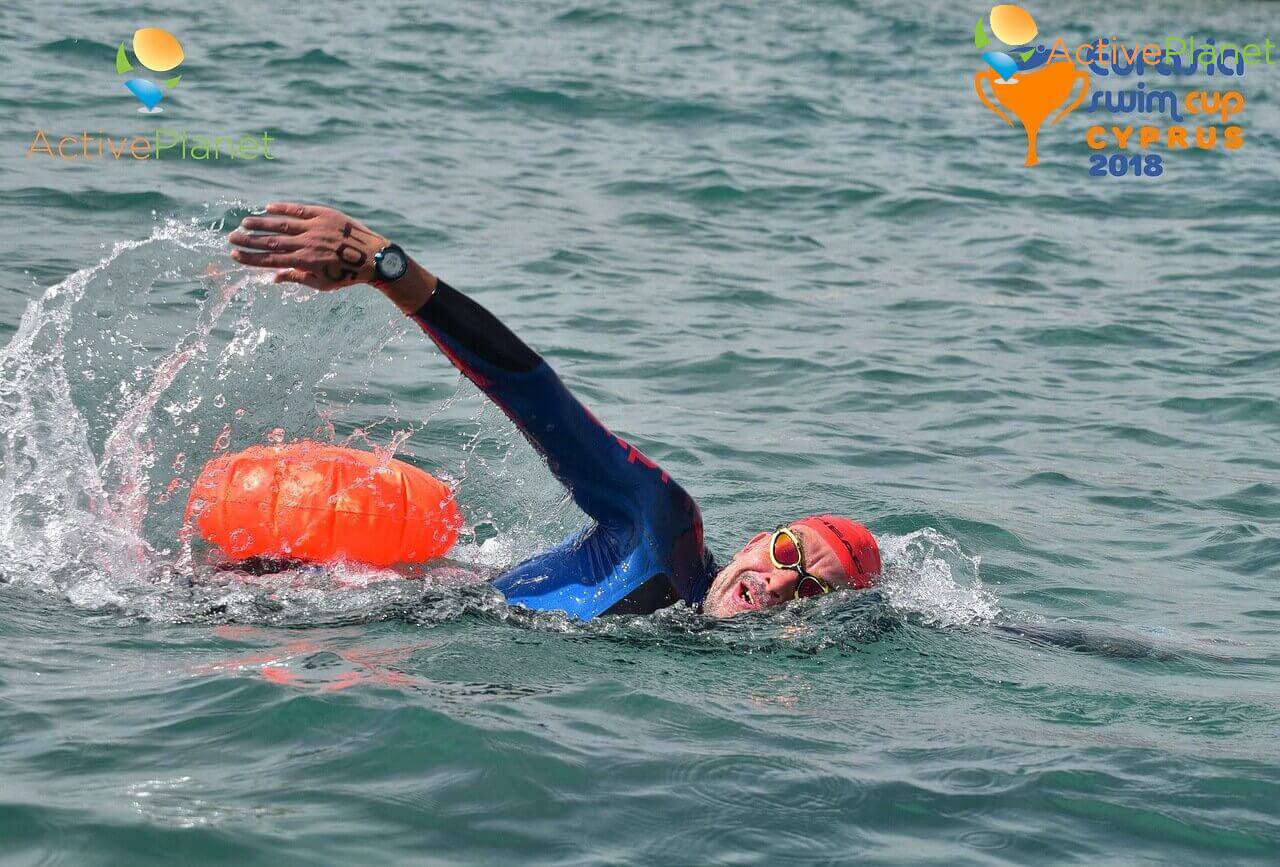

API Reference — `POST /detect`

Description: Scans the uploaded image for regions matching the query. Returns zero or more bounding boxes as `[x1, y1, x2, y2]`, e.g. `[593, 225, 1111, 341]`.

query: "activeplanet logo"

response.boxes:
[24, 24, 278, 163]
[116, 27, 183, 113]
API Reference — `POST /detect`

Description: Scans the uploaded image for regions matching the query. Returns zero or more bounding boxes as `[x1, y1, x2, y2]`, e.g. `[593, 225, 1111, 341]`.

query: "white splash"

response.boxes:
[878, 527, 1000, 627]
[0, 214, 421, 612]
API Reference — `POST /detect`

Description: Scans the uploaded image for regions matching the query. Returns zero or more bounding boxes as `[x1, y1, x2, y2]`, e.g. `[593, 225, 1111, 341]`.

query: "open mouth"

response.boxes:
[727, 574, 767, 613]
[705, 570, 769, 617]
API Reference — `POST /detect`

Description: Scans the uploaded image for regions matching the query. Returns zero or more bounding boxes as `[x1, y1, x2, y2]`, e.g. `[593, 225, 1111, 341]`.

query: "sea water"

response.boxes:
[1, 0, 1277, 862]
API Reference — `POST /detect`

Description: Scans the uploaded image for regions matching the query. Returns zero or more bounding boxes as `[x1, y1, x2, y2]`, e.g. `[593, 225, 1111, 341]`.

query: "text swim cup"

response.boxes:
[186, 442, 460, 566]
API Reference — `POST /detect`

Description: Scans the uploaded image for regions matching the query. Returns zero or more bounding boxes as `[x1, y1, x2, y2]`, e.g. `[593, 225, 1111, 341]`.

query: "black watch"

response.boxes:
[373, 243, 409, 283]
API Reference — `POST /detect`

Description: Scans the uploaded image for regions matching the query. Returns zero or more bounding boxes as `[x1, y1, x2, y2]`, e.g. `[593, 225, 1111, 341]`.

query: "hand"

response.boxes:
[228, 202, 389, 290]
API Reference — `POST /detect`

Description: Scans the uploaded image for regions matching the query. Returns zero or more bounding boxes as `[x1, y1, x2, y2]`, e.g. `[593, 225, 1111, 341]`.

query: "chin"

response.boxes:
[703, 598, 742, 619]
[702, 591, 733, 618]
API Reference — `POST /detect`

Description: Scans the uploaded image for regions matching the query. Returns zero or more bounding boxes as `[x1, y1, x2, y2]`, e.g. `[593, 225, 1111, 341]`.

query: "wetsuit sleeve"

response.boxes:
[409, 279, 669, 530]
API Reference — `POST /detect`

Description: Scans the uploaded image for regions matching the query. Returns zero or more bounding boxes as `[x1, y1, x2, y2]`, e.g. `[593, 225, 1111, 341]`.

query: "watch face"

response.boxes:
[379, 248, 407, 279]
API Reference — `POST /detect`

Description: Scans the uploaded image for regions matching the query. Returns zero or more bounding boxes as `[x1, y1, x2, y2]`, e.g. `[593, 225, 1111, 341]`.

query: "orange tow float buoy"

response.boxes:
[185, 441, 460, 566]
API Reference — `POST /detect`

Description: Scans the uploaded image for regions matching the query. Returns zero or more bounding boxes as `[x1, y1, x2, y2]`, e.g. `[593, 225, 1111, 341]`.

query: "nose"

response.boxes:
[760, 569, 797, 605]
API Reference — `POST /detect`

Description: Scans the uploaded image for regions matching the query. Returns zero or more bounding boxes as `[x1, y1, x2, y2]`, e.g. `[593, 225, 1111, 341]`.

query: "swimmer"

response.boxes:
[228, 202, 881, 620]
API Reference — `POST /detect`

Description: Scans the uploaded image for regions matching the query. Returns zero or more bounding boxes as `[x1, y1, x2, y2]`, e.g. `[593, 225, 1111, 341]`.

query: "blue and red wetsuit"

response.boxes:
[411, 280, 718, 620]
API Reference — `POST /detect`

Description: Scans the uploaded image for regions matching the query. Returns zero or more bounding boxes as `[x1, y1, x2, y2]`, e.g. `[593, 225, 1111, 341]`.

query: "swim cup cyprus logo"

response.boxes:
[115, 27, 184, 113]
[974, 5, 1089, 166]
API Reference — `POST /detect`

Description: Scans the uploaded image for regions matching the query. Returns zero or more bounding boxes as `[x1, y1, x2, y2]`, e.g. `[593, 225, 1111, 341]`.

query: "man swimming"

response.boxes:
[228, 202, 880, 620]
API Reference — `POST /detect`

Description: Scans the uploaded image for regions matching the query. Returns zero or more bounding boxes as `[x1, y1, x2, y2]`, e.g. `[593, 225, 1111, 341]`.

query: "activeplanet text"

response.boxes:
[25, 129, 276, 161]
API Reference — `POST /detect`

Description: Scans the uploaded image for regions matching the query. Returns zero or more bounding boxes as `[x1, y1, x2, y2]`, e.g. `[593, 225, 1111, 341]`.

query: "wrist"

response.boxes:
[362, 235, 389, 282]
[362, 236, 395, 284]
[376, 257, 436, 315]
[332, 223, 387, 285]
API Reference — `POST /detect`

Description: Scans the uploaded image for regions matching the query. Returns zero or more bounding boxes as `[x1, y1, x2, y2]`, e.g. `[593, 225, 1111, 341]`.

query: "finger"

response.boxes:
[230, 248, 307, 269]
[273, 268, 323, 288]
[228, 230, 306, 252]
[265, 202, 323, 219]
[238, 215, 308, 234]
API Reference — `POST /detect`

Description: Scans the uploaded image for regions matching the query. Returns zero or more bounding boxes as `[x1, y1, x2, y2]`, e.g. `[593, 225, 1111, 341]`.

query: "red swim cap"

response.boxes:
[791, 515, 881, 589]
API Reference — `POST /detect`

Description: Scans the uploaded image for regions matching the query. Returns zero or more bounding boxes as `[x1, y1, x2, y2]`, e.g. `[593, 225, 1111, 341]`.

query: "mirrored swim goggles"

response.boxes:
[768, 526, 834, 600]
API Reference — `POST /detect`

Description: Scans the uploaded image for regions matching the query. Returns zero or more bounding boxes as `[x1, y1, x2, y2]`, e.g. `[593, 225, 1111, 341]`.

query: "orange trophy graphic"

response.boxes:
[974, 5, 1088, 167]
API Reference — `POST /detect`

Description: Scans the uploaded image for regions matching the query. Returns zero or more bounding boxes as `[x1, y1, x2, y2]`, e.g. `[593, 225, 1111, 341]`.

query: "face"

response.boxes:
[702, 525, 853, 618]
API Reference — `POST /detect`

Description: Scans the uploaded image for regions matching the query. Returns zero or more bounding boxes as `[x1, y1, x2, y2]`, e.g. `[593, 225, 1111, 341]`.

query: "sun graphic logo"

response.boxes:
[973, 5, 1088, 167]
[115, 28, 184, 113]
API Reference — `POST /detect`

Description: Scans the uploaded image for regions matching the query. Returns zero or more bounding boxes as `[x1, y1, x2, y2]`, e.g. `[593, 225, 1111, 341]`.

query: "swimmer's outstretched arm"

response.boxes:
[229, 203, 681, 534]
